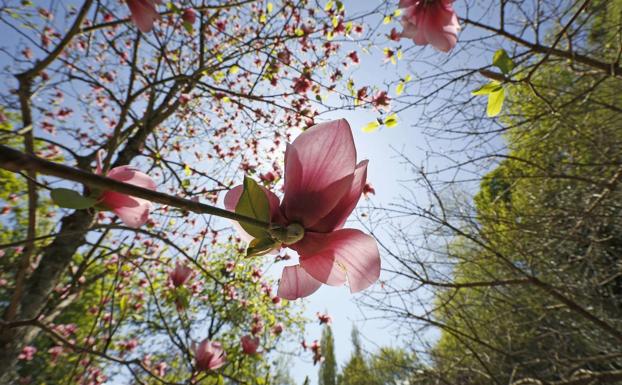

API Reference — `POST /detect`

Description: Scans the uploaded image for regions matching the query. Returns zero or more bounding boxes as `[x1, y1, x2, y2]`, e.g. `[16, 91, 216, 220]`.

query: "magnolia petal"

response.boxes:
[425, 14, 458, 52]
[127, 0, 159, 33]
[282, 119, 357, 226]
[294, 229, 380, 293]
[104, 193, 151, 228]
[401, 19, 426, 44]
[309, 160, 368, 232]
[107, 166, 157, 190]
[398, 0, 416, 8]
[277, 265, 323, 300]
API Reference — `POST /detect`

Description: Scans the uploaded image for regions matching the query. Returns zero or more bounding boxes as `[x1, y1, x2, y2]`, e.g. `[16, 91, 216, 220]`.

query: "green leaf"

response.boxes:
[487, 88, 505, 117]
[183, 21, 194, 34]
[51, 188, 97, 209]
[246, 237, 280, 257]
[324, 0, 334, 11]
[119, 296, 128, 313]
[235, 177, 271, 238]
[492, 49, 515, 75]
[472, 81, 502, 95]
[362, 120, 381, 133]
[384, 113, 398, 128]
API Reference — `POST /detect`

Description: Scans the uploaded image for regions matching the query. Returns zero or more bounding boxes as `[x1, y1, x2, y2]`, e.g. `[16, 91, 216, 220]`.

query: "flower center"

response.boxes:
[269, 223, 305, 245]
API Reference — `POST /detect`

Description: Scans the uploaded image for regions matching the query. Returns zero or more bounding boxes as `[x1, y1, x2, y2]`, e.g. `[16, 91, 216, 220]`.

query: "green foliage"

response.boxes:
[433, 3, 622, 382]
[337, 327, 421, 385]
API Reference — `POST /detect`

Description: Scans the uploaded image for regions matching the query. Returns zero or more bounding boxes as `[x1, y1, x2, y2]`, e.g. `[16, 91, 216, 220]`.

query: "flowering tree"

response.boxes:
[0, 0, 385, 382]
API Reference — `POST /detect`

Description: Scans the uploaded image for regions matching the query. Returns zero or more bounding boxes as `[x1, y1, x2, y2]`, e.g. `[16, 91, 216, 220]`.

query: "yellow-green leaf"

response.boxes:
[246, 237, 280, 257]
[362, 120, 381, 133]
[472, 81, 502, 95]
[331, 16, 338, 28]
[345, 21, 353, 34]
[266, 2, 273, 13]
[487, 88, 505, 117]
[183, 164, 191, 176]
[384, 113, 398, 128]
[324, 0, 334, 11]
[235, 177, 271, 238]
[51, 188, 97, 210]
[396, 81, 405, 96]
[492, 49, 515, 75]
[383, 15, 392, 24]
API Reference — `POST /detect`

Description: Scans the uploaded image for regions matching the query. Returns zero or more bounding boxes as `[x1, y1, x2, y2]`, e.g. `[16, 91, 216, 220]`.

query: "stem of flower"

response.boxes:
[0, 145, 271, 229]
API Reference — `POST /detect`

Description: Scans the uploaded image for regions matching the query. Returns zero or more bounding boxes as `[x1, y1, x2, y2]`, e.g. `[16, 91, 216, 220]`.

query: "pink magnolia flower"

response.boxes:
[96, 152, 156, 228]
[225, 119, 381, 300]
[271, 323, 284, 335]
[399, 0, 460, 52]
[169, 261, 192, 287]
[240, 335, 260, 355]
[316, 312, 332, 325]
[126, 0, 160, 33]
[194, 340, 226, 371]
[182, 8, 196, 25]
[18, 346, 37, 361]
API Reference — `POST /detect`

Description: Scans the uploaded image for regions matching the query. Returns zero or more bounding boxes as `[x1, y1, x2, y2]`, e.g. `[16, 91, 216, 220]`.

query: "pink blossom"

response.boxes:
[154, 362, 167, 377]
[18, 346, 37, 361]
[371, 91, 391, 111]
[225, 119, 381, 300]
[240, 335, 260, 355]
[96, 152, 156, 228]
[316, 312, 332, 325]
[310, 340, 322, 365]
[271, 323, 284, 335]
[126, 0, 160, 33]
[182, 8, 196, 25]
[169, 261, 192, 287]
[399, 0, 460, 52]
[194, 340, 226, 371]
[363, 183, 376, 197]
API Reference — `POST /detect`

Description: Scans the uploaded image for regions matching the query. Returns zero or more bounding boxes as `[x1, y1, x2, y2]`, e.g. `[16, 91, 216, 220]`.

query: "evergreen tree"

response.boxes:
[319, 325, 337, 385]
[338, 327, 374, 385]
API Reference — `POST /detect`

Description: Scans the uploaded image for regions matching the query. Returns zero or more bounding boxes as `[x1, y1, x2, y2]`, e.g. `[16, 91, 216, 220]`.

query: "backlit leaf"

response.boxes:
[396, 81, 405, 95]
[384, 113, 398, 128]
[487, 88, 505, 117]
[246, 237, 280, 257]
[362, 120, 381, 133]
[472, 81, 502, 95]
[235, 177, 271, 238]
[492, 49, 515, 74]
[51, 188, 97, 210]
